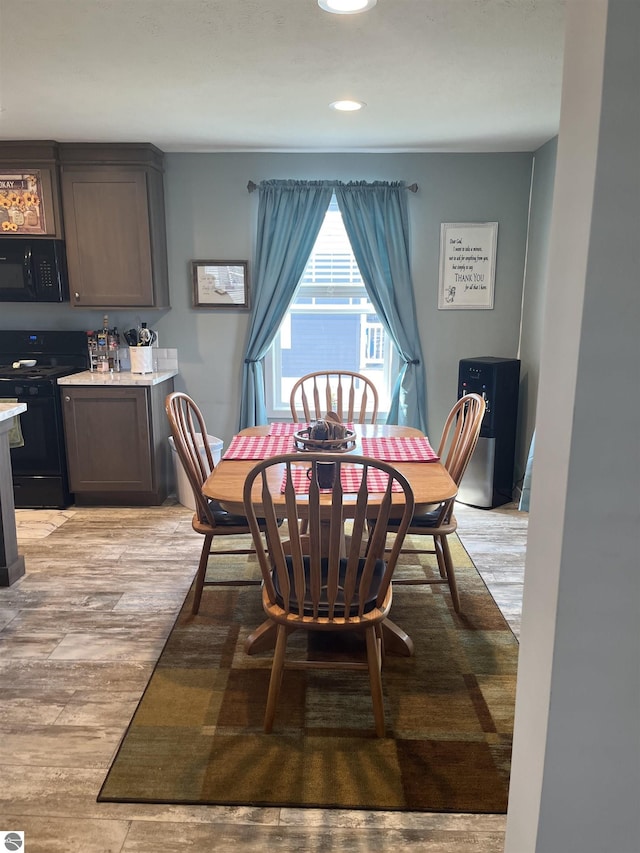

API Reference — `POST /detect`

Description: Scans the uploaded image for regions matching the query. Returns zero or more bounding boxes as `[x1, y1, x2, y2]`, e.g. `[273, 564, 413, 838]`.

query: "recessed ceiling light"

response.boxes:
[318, 0, 377, 14]
[330, 99, 366, 111]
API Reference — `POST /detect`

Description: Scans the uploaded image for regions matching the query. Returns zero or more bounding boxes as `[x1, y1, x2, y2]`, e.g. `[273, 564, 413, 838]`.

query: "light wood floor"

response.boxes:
[0, 499, 526, 853]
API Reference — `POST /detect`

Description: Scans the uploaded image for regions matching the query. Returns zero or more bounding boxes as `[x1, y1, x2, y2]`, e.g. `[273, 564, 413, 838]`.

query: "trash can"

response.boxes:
[168, 434, 223, 510]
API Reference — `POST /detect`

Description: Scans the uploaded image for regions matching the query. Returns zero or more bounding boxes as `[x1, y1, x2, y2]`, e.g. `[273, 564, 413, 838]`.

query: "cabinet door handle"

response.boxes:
[64, 396, 71, 402]
[74, 292, 80, 300]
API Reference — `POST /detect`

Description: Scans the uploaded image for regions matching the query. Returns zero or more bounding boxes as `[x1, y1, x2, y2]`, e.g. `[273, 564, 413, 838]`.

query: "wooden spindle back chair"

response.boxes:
[381, 393, 486, 613]
[289, 370, 379, 425]
[243, 452, 414, 736]
[165, 392, 261, 615]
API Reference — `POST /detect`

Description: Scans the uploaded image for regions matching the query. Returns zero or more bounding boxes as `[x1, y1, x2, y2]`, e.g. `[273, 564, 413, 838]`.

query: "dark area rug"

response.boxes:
[98, 535, 518, 812]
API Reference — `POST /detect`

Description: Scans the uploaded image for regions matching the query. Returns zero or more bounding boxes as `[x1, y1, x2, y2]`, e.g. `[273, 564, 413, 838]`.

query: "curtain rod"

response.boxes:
[246, 180, 418, 193]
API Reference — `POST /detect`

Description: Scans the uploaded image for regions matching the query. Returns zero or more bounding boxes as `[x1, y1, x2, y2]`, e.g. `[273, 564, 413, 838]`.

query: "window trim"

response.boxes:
[264, 316, 398, 420]
[263, 195, 398, 420]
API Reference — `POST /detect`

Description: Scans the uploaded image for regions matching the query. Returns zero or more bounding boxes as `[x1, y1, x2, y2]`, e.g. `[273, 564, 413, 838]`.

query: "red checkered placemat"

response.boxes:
[281, 465, 402, 494]
[268, 422, 355, 435]
[360, 436, 439, 462]
[268, 422, 310, 435]
[223, 435, 294, 460]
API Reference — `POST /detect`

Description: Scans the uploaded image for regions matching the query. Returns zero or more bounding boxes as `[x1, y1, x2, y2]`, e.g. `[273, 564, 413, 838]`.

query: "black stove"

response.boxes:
[0, 364, 81, 382]
[0, 330, 89, 507]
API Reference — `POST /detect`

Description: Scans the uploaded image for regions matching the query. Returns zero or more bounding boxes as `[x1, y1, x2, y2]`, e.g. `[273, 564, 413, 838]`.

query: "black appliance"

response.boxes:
[456, 357, 520, 509]
[0, 330, 89, 508]
[0, 239, 69, 302]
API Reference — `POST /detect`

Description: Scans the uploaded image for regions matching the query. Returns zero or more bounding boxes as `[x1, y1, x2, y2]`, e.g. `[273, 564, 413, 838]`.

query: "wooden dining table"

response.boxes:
[202, 423, 457, 657]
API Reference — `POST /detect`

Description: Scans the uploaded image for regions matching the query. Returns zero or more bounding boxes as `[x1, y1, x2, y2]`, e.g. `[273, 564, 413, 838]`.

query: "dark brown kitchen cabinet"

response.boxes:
[59, 143, 170, 308]
[61, 380, 174, 505]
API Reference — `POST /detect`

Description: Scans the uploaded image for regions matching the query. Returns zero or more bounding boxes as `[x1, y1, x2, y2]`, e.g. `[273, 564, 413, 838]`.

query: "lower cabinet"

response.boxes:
[61, 381, 174, 505]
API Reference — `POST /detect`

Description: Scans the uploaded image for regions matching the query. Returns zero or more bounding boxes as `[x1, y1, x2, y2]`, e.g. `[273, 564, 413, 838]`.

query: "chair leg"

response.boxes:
[264, 624, 288, 733]
[192, 533, 213, 615]
[435, 536, 447, 578]
[375, 622, 386, 667]
[365, 625, 386, 737]
[437, 534, 461, 613]
[363, 523, 376, 557]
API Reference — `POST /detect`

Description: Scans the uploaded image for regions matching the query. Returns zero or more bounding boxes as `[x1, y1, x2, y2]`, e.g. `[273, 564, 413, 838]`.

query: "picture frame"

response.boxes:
[191, 260, 250, 309]
[438, 222, 498, 310]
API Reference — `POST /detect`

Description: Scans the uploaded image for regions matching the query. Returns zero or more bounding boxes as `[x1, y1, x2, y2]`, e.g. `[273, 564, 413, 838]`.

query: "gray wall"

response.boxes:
[505, 0, 640, 849]
[516, 137, 557, 482]
[1, 151, 533, 455]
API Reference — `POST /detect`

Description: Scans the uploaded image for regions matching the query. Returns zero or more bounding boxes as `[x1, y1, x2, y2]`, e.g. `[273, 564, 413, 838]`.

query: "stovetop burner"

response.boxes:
[0, 364, 82, 381]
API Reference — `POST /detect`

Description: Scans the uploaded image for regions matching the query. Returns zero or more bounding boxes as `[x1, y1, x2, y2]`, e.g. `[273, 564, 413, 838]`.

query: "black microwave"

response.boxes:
[0, 239, 69, 302]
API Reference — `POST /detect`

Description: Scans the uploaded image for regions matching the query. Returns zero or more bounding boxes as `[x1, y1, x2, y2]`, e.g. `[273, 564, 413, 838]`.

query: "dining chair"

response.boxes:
[290, 370, 379, 424]
[165, 391, 262, 615]
[243, 452, 414, 736]
[378, 392, 486, 613]
[289, 369, 379, 538]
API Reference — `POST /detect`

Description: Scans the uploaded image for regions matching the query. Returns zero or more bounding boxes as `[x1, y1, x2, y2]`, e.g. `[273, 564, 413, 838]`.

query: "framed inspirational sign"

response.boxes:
[191, 260, 250, 309]
[438, 222, 498, 310]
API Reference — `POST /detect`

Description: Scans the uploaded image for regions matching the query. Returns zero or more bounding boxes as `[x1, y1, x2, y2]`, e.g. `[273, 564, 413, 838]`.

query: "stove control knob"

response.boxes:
[15, 385, 23, 396]
[29, 386, 39, 396]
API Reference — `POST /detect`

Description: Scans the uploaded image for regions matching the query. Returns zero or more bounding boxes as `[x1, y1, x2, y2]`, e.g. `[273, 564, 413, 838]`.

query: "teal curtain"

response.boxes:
[239, 181, 333, 428]
[334, 181, 427, 432]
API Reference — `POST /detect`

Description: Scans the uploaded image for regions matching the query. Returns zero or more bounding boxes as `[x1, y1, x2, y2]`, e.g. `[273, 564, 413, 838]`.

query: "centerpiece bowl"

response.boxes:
[293, 426, 356, 453]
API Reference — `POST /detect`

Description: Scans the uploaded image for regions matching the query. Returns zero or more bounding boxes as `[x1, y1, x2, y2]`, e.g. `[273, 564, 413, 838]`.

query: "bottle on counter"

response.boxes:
[96, 315, 110, 372]
[87, 330, 98, 371]
[108, 326, 120, 372]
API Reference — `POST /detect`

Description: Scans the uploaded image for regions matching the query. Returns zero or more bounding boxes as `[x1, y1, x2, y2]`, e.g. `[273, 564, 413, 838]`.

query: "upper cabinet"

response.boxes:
[59, 143, 170, 309]
[0, 141, 65, 239]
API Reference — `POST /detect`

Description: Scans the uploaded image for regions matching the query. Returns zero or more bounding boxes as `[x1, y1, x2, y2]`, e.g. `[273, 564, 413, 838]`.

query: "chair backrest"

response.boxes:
[165, 391, 216, 525]
[290, 371, 379, 424]
[243, 453, 414, 620]
[437, 392, 486, 486]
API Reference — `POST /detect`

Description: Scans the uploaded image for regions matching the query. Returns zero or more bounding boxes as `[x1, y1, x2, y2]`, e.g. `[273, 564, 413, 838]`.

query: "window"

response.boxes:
[265, 196, 396, 418]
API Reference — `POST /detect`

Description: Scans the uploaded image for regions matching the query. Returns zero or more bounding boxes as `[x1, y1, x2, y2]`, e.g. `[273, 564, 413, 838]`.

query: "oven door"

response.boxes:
[0, 386, 65, 478]
[0, 241, 36, 301]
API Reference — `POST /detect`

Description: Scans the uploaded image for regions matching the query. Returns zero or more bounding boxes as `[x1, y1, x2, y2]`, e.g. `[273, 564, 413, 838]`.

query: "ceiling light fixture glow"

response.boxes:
[318, 0, 377, 15]
[330, 99, 366, 112]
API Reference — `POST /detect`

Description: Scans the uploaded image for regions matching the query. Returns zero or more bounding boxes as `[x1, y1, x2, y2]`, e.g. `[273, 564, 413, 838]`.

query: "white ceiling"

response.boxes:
[0, 0, 566, 153]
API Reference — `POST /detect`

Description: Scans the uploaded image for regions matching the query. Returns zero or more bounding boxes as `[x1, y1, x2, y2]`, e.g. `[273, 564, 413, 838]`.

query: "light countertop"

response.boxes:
[0, 401, 27, 423]
[57, 369, 178, 387]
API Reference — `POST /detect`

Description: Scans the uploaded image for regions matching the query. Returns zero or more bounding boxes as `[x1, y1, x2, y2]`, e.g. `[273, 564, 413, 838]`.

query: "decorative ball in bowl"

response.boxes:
[294, 418, 356, 452]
